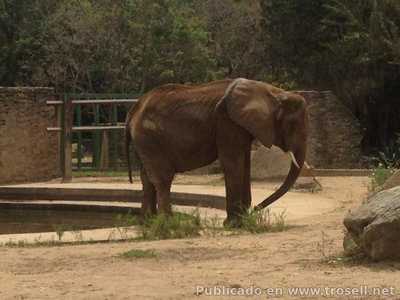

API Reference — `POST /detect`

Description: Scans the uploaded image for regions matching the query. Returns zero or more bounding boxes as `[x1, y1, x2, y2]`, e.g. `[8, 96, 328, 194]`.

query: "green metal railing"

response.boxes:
[47, 93, 140, 181]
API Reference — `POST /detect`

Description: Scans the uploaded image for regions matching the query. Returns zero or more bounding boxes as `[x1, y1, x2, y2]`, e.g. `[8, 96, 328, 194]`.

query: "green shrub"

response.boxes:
[114, 211, 138, 228]
[140, 211, 202, 240]
[239, 209, 288, 234]
[370, 164, 394, 191]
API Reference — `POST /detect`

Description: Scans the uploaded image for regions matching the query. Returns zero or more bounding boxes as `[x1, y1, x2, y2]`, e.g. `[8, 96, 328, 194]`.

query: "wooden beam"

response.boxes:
[47, 125, 126, 132]
[72, 99, 138, 104]
[47, 99, 137, 105]
[46, 100, 64, 105]
[73, 126, 125, 131]
[62, 95, 73, 182]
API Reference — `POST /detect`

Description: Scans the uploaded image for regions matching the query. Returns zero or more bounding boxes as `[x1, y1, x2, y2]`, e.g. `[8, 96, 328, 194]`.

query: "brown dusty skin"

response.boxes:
[0, 176, 399, 300]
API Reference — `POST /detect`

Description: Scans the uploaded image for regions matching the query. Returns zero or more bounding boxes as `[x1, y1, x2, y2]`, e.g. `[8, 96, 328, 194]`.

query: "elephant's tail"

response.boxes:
[125, 123, 143, 184]
[125, 98, 144, 184]
[125, 125, 134, 184]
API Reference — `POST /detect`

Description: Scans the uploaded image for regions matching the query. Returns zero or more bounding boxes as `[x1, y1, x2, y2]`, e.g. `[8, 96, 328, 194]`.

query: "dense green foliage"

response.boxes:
[1, 0, 400, 155]
[261, 0, 400, 153]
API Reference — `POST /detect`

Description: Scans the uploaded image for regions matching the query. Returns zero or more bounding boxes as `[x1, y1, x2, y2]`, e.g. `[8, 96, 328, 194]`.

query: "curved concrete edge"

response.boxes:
[0, 186, 225, 246]
[0, 226, 141, 245]
[0, 202, 143, 245]
[0, 186, 226, 245]
[0, 201, 141, 214]
[0, 187, 226, 210]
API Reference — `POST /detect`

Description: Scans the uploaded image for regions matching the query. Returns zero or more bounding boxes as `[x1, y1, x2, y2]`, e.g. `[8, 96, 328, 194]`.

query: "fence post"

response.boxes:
[93, 103, 101, 169]
[62, 94, 73, 182]
[110, 103, 118, 169]
[76, 104, 82, 170]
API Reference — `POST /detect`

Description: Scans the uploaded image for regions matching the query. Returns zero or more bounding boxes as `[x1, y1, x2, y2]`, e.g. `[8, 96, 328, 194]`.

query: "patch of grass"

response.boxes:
[70, 227, 84, 242]
[53, 224, 68, 241]
[120, 249, 157, 259]
[114, 211, 138, 227]
[316, 231, 369, 266]
[239, 209, 288, 234]
[2, 239, 61, 248]
[321, 251, 369, 266]
[140, 210, 202, 240]
[369, 163, 394, 191]
[1, 209, 290, 248]
[317, 230, 335, 260]
[114, 211, 139, 239]
[0, 237, 141, 248]
[203, 214, 225, 237]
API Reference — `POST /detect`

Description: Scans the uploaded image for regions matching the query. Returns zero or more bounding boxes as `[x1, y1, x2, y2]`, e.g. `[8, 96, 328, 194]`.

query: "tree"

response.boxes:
[0, 0, 53, 85]
[259, 0, 327, 87]
[319, 0, 400, 150]
[197, 0, 265, 79]
[35, 0, 216, 93]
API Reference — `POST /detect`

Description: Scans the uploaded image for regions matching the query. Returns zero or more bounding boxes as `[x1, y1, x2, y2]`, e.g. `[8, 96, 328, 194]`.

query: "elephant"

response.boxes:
[125, 78, 308, 225]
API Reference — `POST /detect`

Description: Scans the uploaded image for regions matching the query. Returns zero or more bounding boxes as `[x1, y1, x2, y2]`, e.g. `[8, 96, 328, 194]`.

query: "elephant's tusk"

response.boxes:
[288, 151, 300, 169]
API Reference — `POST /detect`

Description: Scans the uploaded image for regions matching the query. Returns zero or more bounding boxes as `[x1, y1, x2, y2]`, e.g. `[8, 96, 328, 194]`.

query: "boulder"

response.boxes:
[344, 186, 400, 260]
[343, 231, 362, 257]
[251, 146, 291, 179]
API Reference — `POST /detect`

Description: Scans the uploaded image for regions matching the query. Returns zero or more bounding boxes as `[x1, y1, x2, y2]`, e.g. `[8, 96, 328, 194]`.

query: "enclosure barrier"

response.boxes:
[0, 186, 226, 210]
[46, 95, 138, 182]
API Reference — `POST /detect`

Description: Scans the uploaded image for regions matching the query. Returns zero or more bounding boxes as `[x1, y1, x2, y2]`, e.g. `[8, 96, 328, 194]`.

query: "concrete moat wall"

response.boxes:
[0, 87, 60, 184]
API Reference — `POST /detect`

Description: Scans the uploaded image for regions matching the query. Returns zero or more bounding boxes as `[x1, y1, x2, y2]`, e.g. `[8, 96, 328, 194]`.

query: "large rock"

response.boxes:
[251, 146, 290, 179]
[344, 186, 400, 260]
[250, 145, 317, 180]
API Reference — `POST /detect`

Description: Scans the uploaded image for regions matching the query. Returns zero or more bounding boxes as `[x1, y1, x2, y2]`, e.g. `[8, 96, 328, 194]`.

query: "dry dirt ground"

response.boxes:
[1, 176, 400, 300]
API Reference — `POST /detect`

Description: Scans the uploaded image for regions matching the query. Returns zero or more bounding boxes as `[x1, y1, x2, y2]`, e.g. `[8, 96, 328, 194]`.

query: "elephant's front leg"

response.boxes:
[221, 169, 246, 227]
[242, 146, 252, 211]
[220, 151, 252, 226]
[217, 122, 252, 227]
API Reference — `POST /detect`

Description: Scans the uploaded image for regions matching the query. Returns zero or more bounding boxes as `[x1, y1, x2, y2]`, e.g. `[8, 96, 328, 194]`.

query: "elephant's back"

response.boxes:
[129, 80, 232, 172]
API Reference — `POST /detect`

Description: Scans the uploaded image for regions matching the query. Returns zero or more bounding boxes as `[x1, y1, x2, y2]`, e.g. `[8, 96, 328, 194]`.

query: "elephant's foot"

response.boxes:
[138, 210, 158, 224]
[223, 217, 243, 228]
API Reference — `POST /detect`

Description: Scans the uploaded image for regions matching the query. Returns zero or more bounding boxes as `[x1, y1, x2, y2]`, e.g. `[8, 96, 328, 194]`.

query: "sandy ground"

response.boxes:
[1, 176, 400, 299]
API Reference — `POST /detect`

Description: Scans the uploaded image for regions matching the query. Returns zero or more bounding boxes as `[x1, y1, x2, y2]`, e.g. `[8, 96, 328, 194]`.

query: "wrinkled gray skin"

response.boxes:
[126, 78, 308, 226]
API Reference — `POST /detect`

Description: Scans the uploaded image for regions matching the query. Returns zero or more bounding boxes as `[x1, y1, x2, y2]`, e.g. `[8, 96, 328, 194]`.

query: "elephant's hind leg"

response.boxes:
[141, 157, 174, 215]
[140, 168, 157, 216]
[154, 177, 173, 215]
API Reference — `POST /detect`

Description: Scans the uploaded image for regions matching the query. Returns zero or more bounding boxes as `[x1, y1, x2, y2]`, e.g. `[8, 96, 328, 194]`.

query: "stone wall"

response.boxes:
[0, 87, 60, 184]
[298, 90, 362, 168]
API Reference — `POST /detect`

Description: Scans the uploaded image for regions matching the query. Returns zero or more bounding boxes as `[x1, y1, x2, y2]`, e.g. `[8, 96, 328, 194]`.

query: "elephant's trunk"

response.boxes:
[254, 148, 305, 210]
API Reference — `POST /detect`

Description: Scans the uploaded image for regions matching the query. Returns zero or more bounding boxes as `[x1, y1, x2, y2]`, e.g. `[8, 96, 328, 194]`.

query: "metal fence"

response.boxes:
[47, 93, 139, 181]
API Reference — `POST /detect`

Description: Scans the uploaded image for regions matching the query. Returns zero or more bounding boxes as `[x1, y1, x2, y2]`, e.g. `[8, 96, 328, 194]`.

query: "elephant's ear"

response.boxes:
[216, 78, 279, 148]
